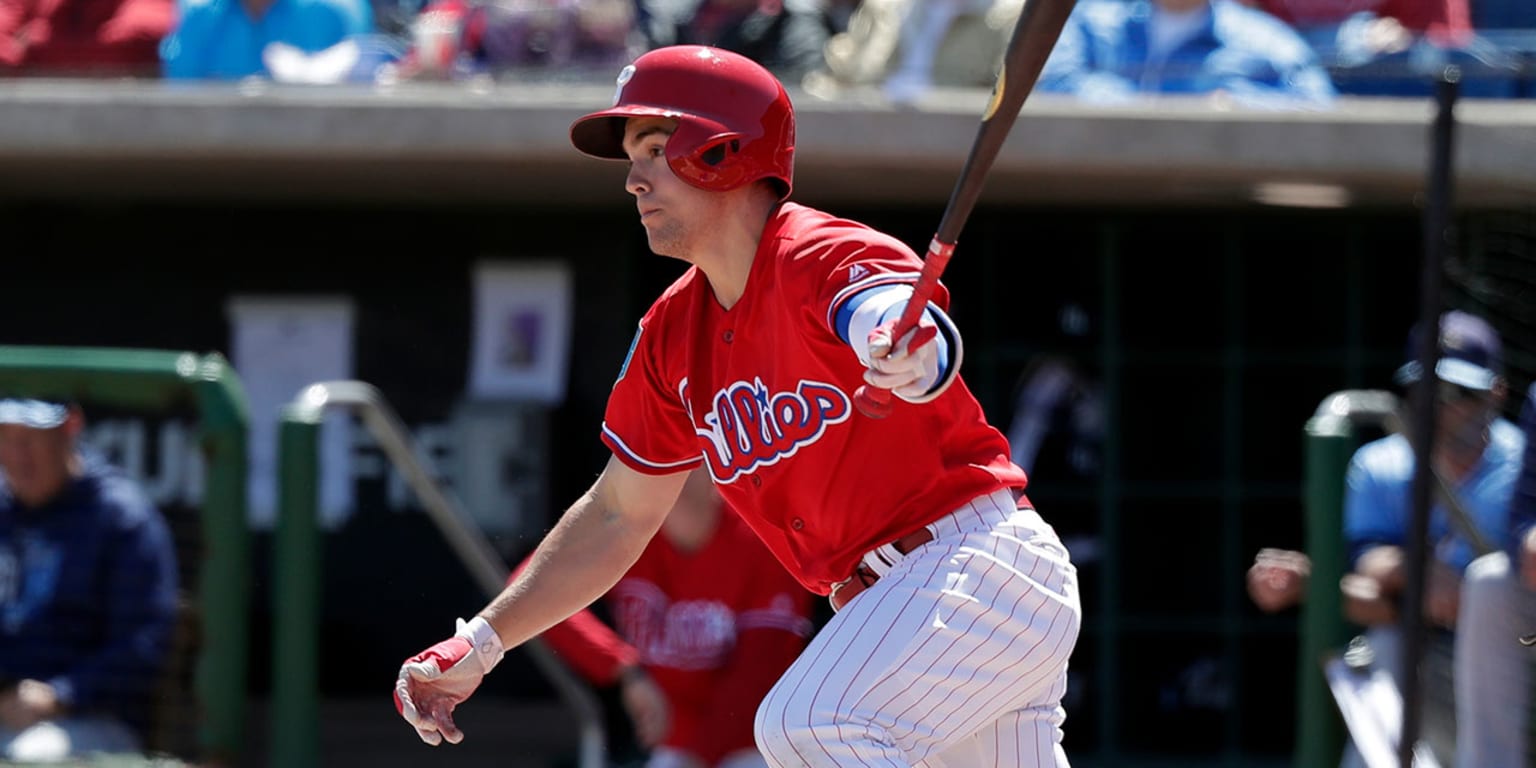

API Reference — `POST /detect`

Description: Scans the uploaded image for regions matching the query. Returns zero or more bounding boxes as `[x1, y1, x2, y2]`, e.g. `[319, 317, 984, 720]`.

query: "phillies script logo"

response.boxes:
[692, 377, 850, 482]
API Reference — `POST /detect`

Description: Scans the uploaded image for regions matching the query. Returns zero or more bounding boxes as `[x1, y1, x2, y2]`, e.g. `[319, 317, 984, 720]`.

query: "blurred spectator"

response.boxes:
[1325, 26, 1521, 97]
[0, 0, 173, 75]
[516, 468, 815, 767]
[807, 0, 1014, 102]
[636, 0, 835, 82]
[880, 0, 1015, 103]
[1241, 0, 1472, 45]
[1236, 0, 1523, 96]
[159, 0, 381, 81]
[395, 0, 638, 81]
[1036, 0, 1337, 108]
[365, 0, 418, 37]
[1341, 311, 1528, 767]
[0, 399, 179, 762]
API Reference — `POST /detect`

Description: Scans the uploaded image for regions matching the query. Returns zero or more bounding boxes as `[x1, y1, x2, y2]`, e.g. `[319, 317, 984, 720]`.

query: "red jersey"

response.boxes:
[602, 202, 1028, 595]
[534, 511, 813, 764]
[1254, 0, 1470, 40]
[0, 0, 172, 74]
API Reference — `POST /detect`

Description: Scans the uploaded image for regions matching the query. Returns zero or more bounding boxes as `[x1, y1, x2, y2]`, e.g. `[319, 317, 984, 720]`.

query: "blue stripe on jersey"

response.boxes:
[827, 272, 921, 338]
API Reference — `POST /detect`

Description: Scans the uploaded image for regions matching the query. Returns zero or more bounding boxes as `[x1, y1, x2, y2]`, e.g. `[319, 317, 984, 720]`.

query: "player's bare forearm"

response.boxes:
[479, 456, 686, 650]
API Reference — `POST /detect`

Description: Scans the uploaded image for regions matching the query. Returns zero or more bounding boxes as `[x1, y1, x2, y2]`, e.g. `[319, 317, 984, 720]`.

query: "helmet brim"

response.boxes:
[570, 105, 729, 160]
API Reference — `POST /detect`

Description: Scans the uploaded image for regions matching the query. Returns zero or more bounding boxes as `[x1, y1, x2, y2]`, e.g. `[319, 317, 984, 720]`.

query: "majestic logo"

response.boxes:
[693, 377, 850, 482]
[848, 264, 869, 283]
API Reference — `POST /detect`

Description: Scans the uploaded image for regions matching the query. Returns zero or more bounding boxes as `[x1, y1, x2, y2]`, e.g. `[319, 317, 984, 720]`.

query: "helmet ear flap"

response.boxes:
[697, 138, 741, 168]
[667, 128, 748, 191]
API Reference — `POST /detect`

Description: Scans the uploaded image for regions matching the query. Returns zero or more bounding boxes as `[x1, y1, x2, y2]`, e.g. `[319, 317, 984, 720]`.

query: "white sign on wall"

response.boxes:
[227, 295, 357, 530]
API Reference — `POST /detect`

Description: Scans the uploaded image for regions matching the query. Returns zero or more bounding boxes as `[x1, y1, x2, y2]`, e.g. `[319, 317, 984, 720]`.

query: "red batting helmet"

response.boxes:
[569, 46, 795, 197]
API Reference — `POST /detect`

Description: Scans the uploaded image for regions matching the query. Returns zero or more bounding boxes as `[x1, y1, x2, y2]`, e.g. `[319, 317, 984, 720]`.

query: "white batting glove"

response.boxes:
[844, 285, 962, 405]
[866, 321, 945, 403]
[394, 616, 505, 746]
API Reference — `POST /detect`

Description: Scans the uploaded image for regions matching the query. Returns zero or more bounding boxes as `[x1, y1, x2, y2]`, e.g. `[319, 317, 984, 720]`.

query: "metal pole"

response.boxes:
[1399, 70, 1458, 768]
[273, 381, 607, 768]
[272, 416, 322, 768]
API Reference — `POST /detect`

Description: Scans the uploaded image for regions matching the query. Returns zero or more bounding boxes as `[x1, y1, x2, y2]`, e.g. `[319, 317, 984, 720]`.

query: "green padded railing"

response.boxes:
[0, 346, 250, 765]
[1295, 390, 1398, 768]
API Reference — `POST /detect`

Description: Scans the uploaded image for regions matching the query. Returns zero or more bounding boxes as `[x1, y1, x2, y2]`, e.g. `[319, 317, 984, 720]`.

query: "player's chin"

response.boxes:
[644, 235, 687, 262]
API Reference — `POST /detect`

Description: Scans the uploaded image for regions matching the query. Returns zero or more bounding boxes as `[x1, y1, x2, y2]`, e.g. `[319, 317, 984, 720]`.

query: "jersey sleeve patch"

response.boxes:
[614, 323, 642, 387]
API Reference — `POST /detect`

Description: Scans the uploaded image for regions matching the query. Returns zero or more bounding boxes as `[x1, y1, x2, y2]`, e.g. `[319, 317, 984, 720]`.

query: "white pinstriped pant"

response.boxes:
[755, 489, 1081, 767]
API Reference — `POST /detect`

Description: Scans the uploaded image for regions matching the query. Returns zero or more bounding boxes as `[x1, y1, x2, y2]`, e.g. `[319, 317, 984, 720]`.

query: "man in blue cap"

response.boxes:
[0, 398, 179, 761]
[1341, 310, 1529, 767]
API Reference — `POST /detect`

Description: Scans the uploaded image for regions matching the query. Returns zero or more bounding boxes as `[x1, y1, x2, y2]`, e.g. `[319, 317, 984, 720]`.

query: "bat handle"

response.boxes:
[853, 237, 956, 419]
[852, 382, 897, 419]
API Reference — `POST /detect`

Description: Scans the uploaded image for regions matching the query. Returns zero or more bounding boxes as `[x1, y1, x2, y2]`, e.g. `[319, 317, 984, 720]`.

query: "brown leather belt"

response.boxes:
[829, 527, 934, 612]
[828, 488, 1029, 613]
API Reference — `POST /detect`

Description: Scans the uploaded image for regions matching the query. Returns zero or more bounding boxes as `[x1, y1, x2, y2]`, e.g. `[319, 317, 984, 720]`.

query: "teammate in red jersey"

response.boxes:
[395, 45, 1082, 767]
[520, 469, 814, 768]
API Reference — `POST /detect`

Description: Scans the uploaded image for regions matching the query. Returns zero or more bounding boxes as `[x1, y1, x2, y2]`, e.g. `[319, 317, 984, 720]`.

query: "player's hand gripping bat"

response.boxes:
[854, 0, 1078, 418]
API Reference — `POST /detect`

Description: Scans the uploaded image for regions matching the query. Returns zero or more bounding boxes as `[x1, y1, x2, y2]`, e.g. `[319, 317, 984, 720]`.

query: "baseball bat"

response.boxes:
[853, 0, 1078, 418]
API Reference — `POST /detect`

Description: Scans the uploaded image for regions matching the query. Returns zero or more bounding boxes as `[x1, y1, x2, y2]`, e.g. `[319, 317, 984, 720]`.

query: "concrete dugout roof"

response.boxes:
[0, 78, 1530, 209]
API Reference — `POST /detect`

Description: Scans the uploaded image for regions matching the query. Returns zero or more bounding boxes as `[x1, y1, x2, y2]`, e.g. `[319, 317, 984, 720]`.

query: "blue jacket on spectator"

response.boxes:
[0, 451, 179, 740]
[160, 0, 372, 79]
[1343, 418, 1525, 574]
[1038, 0, 1337, 108]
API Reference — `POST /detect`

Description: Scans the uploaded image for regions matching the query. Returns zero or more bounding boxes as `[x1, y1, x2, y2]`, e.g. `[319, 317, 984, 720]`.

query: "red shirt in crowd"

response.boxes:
[0, 0, 173, 74]
[1253, 0, 1471, 42]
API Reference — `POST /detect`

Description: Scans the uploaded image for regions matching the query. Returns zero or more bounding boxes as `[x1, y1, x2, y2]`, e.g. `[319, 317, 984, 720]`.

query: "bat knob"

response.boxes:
[854, 385, 894, 419]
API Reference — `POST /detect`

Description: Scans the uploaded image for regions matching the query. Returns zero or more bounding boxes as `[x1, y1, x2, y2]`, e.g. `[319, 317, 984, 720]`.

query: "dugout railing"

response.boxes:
[0, 345, 251, 765]
[1296, 389, 1397, 768]
[1296, 388, 1532, 767]
[272, 379, 605, 768]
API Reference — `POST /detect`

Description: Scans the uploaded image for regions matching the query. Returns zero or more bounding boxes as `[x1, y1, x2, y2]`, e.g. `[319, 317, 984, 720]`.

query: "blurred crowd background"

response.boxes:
[0, 0, 1533, 766]
[1, 0, 1533, 99]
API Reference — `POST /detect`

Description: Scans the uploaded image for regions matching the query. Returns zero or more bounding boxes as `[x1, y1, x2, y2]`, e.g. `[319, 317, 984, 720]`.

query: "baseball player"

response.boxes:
[395, 45, 1082, 767]
[515, 468, 814, 767]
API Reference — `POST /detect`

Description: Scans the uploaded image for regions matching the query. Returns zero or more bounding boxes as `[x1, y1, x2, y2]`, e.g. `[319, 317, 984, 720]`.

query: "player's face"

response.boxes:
[0, 424, 74, 508]
[1434, 381, 1499, 457]
[621, 117, 723, 261]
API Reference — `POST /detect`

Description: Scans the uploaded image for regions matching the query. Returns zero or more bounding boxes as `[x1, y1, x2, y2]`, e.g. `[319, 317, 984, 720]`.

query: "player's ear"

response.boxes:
[61, 404, 85, 439]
